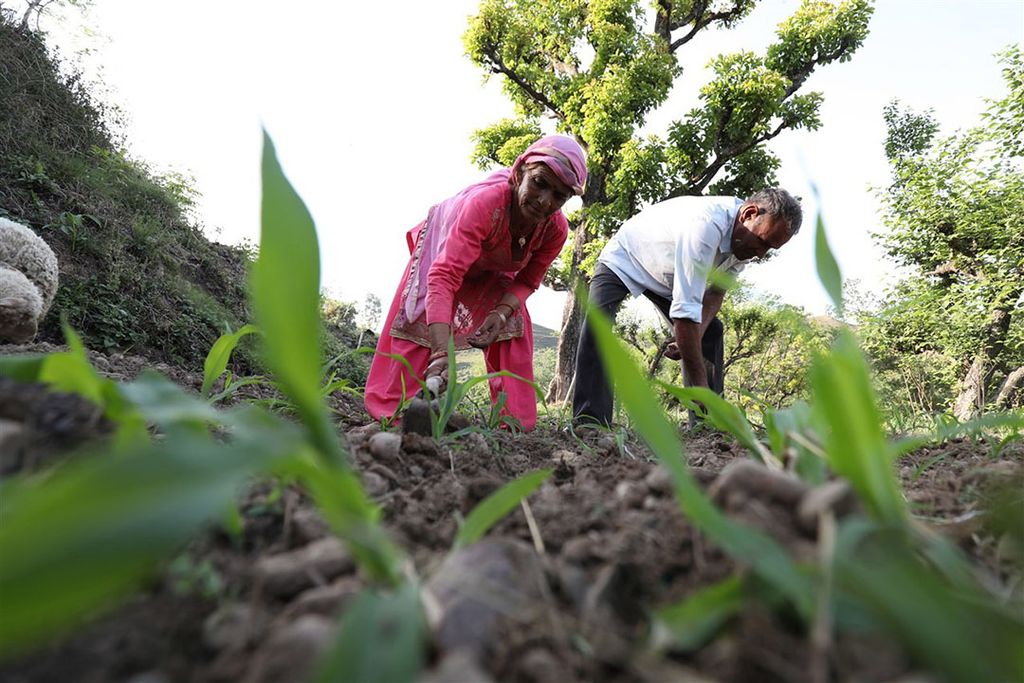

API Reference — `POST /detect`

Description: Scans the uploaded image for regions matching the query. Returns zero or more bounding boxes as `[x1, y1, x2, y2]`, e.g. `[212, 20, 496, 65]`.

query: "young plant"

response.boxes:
[453, 469, 553, 549]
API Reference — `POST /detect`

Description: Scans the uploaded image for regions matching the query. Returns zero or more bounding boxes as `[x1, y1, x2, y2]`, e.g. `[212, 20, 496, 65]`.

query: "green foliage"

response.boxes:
[0, 18, 255, 368]
[863, 47, 1024, 420]
[464, 0, 874, 396]
[454, 469, 553, 548]
[202, 324, 259, 397]
[653, 575, 745, 652]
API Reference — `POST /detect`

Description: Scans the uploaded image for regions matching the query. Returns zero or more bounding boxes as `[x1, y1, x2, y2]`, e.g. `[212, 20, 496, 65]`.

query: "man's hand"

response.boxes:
[664, 340, 681, 361]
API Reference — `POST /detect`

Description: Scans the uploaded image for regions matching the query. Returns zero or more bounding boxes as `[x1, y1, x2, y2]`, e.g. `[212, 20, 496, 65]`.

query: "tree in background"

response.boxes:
[864, 46, 1024, 421]
[463, 0, 873, 400]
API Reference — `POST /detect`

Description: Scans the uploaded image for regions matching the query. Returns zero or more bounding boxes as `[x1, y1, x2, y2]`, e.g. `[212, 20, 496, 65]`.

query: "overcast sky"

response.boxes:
[22, 0, 1024, 329]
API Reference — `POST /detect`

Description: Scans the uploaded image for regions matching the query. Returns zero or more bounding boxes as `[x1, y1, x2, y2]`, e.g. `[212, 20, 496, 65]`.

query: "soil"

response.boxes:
[0, 343, 1021, 683]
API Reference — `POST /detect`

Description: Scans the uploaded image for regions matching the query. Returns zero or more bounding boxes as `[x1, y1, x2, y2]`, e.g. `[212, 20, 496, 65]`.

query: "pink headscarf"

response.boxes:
[400, 135, 587, 323]
[511, 135, 588, 195]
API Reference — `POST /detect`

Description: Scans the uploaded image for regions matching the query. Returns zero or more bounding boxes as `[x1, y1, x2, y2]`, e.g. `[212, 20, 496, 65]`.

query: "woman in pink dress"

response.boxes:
[364, 136, 588, 431]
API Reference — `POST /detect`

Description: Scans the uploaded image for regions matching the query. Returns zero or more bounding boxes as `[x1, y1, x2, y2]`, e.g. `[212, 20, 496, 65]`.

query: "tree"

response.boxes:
[463, 0, 874, 401]
[867, 46, 1024, 420]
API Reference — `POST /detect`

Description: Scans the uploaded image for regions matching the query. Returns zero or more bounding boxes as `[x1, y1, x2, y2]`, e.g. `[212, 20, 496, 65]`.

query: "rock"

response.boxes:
[709, 459, 808, 507]
[410, 464, 425, 478]
[560, 536, 595, 564]
[247, 614, 337, 683]
[596, 435, 617, 454]
[797, 480, 860, 533]
[0, 418, 25, 474]
[420, 649, 495, 683]
[614, 481, 646, 508]
[253, 537, 355, 598]
[425, 539, 548, 661]
[403, 432, 439, 456]
[552, 449, 581, 467]
[345, 423, 380, 448]
[460, 431, 490, 457]
[519, 646, 568, 683]
[290, 508, 330, 545]
[644, 466, 673, 495]
[362, 470, 389, 497]
[202, 602, 265, 652]
[580, 563, 645, 664]
[368, 431, 402, 462]
[124, 672, 172, 683]
[283, 577, 362, 619]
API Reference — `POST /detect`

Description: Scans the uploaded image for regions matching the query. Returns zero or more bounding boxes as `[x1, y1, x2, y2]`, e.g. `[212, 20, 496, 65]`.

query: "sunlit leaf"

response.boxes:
[202, 324, 259, 397]
[809, 330, 905, 523]
[251, 130, 343, 463]
[814, 212, 843, 315]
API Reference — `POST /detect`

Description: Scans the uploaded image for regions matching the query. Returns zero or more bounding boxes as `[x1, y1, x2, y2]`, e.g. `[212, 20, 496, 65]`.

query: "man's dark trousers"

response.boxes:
[572, 263, 724, 426]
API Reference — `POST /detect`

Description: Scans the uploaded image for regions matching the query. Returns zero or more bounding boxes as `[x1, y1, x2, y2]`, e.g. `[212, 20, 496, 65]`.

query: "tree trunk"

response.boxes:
[546, 219, 590, 402]
[952, 305, 1015, 421]
[994, 366, 1024, 410]
[952, 355, 987, 422]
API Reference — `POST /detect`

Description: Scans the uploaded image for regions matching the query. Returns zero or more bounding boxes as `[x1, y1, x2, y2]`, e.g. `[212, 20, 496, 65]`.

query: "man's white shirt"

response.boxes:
[598, 196, 748, 324]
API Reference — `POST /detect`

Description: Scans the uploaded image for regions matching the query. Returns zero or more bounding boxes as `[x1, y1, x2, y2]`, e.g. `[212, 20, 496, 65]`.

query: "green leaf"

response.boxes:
[120, 371, 221, 432]
[809, 330, 905, 523]
[38, 324, 105, 406]
[202, 324, 259, 397]
[658, 383, 776, 466]
[0, 411, 301, 657]
[0, 353, 45, 382]
[251, 130, 343, 463]
[585, 300, 814, 616]
[455, 469, 552, 548]
[653, 575, 745, 651]
[283, 456, 405, 585]
[814, 212, 843, 315]
[314, 582, 426, 683]
[833, 520, 1024, 683]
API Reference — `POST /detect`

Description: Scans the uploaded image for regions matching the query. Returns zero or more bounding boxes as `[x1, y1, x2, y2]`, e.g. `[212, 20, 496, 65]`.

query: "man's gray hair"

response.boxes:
[746, 187, 802, 235]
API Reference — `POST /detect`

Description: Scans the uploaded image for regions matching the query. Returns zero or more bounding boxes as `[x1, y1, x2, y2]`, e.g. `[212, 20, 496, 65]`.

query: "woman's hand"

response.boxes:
[468, 307, 510, 349]
[424, 351, 449, 395]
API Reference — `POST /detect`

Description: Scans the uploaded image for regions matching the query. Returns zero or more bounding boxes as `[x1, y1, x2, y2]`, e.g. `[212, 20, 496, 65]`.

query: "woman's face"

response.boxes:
[514, 162, 573, 225]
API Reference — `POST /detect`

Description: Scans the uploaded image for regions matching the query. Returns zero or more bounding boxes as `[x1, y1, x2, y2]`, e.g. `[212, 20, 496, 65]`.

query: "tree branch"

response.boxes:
[484, 46, 566, 122]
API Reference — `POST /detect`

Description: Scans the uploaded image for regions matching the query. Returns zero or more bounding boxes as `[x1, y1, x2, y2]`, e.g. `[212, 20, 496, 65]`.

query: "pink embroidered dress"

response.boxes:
[364, 136, 587, 431]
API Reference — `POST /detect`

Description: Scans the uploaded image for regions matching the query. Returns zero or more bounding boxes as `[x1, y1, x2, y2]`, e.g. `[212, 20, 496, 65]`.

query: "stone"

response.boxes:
[202, 602, 265, 652]
[797, 480, 860, 533]
[0, 418, 25, 474]
[644, 465, 673, 495]
[290, 508, 330, 545]
[283, 577, 362, 619]
[253, 537, 355, 598]
[362, 470, 389, 497]
[368, 431, 402, 462]
[425, 539, 548, 661]
[614, 481, 646, 508]
[247, 615, 336, 683]
[420, 649, 495, 683]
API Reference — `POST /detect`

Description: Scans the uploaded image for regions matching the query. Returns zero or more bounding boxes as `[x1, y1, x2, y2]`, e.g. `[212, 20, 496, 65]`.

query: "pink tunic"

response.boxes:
[364, 182, 569, 431]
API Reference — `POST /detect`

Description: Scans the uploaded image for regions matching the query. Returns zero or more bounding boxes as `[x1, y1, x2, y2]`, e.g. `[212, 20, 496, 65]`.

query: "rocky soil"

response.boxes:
[0, 344, 1020, 683]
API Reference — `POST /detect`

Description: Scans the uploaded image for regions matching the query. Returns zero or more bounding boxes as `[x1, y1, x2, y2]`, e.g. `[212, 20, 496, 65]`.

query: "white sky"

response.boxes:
[24, 0, 1024, 329]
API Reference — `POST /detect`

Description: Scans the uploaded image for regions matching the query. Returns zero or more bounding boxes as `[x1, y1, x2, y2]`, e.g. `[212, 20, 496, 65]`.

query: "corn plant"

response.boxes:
[453, 469, 552, 549]
[0, 131, 427, 681]
[641, 203, 1024, 681]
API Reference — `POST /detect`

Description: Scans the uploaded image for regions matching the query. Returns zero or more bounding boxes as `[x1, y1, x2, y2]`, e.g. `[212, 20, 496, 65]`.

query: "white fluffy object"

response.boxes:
[0, 217, 59, 343]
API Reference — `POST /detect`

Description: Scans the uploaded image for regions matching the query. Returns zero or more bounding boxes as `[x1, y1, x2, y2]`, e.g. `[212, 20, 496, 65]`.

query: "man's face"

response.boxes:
[730, 204, 793, 261]
[514, 162, 573, 225]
